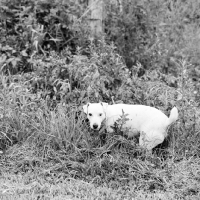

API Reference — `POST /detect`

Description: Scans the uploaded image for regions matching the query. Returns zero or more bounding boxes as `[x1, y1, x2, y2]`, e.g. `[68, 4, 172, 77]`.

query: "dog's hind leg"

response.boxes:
[139, 131, 165, 150]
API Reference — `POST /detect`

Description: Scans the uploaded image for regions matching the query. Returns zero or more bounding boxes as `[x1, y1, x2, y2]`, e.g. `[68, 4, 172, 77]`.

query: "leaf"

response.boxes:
[21, 50, 28, 57]
[92, 70, 100, 79]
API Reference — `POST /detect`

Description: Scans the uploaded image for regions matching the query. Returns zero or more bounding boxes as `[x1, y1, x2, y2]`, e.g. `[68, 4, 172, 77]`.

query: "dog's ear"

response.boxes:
[100, 102, 108, 110]
[83, 103, 90, 114]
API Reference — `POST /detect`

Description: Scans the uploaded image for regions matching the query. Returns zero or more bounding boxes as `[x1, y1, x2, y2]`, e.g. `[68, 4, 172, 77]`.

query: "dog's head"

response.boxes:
[83, 102, 108, 130]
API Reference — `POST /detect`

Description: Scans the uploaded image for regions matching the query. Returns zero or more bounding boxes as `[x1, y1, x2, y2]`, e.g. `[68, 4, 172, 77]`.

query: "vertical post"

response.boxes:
[89, 0, 104, 40]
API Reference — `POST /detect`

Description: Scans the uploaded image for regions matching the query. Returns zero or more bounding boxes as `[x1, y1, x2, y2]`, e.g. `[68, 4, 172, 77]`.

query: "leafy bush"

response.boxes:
[0, 0, 89, 73]
[104, 0, 200, 78]
[26, 41, 131, 105]
[104, 0, 156, 71]
[1, 0, 200, 80]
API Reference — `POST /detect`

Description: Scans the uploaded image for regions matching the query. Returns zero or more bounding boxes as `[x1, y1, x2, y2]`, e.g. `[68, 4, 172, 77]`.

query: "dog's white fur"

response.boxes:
[83, 102, 178, 150]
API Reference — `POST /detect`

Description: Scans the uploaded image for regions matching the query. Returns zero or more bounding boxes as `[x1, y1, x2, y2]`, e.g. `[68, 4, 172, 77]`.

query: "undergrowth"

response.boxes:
[0, 45, 199, 198]
[0, 0, 200, 197]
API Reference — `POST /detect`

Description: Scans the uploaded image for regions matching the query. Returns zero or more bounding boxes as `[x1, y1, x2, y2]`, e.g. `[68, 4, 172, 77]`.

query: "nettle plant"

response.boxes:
[29, 41, 134, 105]
[68, 42, 133, 103]
[29, 40, 182, 110]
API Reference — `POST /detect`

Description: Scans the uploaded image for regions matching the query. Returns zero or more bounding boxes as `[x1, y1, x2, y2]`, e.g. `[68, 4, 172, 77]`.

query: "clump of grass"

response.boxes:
[0, 74, 39, 150]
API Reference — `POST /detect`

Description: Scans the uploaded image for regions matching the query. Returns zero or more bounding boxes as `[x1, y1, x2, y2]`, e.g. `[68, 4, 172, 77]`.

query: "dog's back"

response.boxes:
[106, 104, 169, 125]
[105, 104, 178, 139]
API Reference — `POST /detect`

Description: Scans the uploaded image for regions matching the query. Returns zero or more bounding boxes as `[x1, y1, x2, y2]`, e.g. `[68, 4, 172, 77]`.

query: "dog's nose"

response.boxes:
[93, 124, 98, 130]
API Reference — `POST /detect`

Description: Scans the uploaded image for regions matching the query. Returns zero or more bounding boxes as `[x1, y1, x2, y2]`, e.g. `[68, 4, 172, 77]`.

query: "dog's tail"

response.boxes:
[168, 107, 178, 125]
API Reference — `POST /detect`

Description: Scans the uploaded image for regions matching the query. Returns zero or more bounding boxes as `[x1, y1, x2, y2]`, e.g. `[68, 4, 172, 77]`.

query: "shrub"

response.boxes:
[0, 0, 89, 74]
[26, 41, 132, 105]
[104, 0, 200, 78]
[104, 0, 156, 71]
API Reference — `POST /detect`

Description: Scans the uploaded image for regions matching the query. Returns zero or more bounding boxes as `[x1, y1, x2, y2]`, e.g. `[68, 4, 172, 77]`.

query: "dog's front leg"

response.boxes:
[106, 125, 113, 133]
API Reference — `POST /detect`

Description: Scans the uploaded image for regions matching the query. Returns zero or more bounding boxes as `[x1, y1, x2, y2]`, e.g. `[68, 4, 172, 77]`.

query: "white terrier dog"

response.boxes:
[83, 102, 178, 150]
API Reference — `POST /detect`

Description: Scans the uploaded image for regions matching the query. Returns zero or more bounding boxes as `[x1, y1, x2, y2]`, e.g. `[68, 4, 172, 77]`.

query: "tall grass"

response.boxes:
[0, 59, 199, 195]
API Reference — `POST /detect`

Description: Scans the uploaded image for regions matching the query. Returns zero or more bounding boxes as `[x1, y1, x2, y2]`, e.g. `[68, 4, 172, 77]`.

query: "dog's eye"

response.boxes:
[99, 113, 102, 116]
[89, 113, 92, 116]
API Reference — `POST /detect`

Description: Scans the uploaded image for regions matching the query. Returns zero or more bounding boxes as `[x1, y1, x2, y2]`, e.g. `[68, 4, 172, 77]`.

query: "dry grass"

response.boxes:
[0, 139, 200, 200]
[0, 154, 199, 200]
